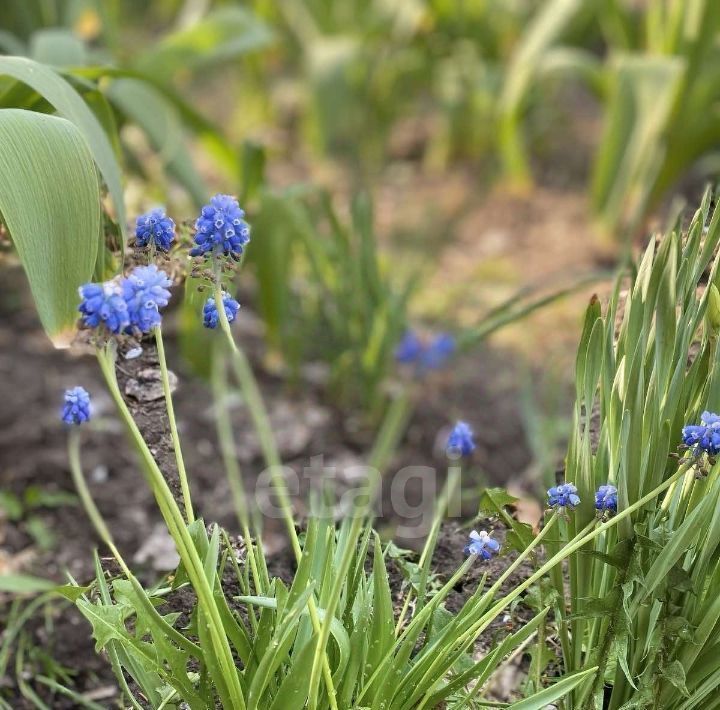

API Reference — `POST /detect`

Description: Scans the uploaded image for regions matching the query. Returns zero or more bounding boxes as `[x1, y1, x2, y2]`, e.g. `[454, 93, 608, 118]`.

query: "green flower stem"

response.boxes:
[411, 514, 564, 709]
[96, 345, 246, 710]
[307, 389, 411, 710]
[68, 428, 202, 660]
[211, 348, 269, 595]
[395, 464, 462, 634]
[155, 326, 194, 524]
[437, 463, 694, 683]
[212, 280, 339, 710]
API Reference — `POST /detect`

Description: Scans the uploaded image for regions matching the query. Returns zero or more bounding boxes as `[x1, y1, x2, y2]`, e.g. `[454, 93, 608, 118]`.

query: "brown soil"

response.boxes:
[0, 263, 544, 707]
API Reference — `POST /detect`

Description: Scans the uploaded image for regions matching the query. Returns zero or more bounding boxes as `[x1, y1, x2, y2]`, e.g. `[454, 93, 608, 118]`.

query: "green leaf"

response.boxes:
[0, 573, 56, 594]
[76, 599, 128, 652]
[478, 487, 519, 515]
[507, 666, 598, 710]
[0, 109, 100, 344]
[0, 57, 125, 256]
[662, 660, 690, 698]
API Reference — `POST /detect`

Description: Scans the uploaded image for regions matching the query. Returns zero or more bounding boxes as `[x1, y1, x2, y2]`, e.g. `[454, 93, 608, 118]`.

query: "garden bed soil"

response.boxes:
[0, 266, 541, 707]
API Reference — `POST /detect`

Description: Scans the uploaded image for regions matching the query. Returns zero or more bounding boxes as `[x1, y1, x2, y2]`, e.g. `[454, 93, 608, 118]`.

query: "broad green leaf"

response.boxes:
[0, 57, 125, 255]
[0, 109, 100, 344]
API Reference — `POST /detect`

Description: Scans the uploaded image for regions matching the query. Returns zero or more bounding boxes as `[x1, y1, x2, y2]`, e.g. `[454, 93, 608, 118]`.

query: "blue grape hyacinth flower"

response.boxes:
[547, 482, 580, 509]
[78, 281, 130, 334]
[61, 386, 91, 425]
[682, 411, 720, 456]
[395, 330, 455, 371]
[464, 530, 500, 560]
[395, 330, 423, 363]
[446, 421, 475, 457]
[420, 333, 456, 369]
[190, 194, 250, 258]
[203, 292, 241, 329]
[595, 484, 617, 513]
[135, 208, 175, 251]
[122, 265, 172, 334]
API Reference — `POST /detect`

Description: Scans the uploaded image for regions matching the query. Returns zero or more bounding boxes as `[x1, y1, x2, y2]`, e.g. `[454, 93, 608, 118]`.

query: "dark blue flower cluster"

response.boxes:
[595, 484, 617, 513]
[61, 386, 91, 425]
[190, 194, 250, 258]
[547, 483, 580, 509]
[135, 208, 175, 251]
[395, 330, 455, 371]
[464, 530, 500, 559]
[121, 265, 172, 333]
[446, 421, 475, 457]
[203, 292, 241, 329]
[78, 266, 172, 335]
[682, 411, 720, 456]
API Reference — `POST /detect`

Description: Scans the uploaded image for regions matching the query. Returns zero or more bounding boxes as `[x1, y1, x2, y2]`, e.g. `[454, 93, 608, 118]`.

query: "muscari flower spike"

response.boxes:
[190, 194, 250, 258]
[135, 207, 175, 251]
[595, 484, 618, 514]
[395, 330, 456, 371]
[447, 420, 476, 457]
[61, 386, 91, 425]
[547, 482, 580, 509]
[203, 292, 241, 329]
[464, 530, 500, 560]
[121, 265, 172, 334]
[682, 411, 720, 456]
[78, 281, 130, 334]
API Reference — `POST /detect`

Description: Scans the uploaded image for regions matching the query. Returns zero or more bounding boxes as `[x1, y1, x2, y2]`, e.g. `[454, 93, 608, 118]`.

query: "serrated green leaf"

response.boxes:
[662, 659, 690, 697]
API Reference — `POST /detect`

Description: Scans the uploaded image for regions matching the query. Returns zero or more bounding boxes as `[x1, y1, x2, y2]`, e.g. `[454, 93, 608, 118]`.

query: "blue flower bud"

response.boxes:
[78, 281, 130, 334]
[135, 208, 175, 251]
[464, 530, 500, 559]
[447, 421, 475, 457]
[121, 265, 172, 334]
[594, 484, 617, 513]
[203, 292, 241, 329]
[547, 483, 580, 509]
[61, 386, 91, 425]
[190, 194, 250, 258]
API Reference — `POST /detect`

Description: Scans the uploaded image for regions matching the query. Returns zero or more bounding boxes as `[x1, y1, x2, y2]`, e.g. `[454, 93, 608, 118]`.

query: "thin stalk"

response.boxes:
[212, 280, 338, 710]
[154, 327, 194, 523]
[211, 349, 268, 595]
[96, 346, 245, 710]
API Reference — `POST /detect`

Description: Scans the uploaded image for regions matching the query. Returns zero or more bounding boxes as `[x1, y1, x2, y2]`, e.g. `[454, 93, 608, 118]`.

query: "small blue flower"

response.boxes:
[682, 411, 720, 455]
[78, 281, 130, 334]
[203, 292, 241, 329]
[395, 330, 455, 371]
[121, 265, 172, 333]
[190, 194, 250, 258]
[61, 386, 91, 425]
[419, 333, 456, 369]
[395, 330, 423, 363]
[595, 484, 617, 513]
[447, 421, 475, 457]
[135, 208, 175, 251]
[464, 530, 500, 560]
[548, 483, 580, 509]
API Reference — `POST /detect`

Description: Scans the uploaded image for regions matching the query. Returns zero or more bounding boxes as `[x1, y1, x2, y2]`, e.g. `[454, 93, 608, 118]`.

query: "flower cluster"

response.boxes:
[682, 411, 720, 456]
[79, 265, 172, 335]
[395, 330, 455, 371]
[135, 208, 175, 251]
[190, 194, 250, 258]
[446, 421, 475, 457]
[203, 292, 241, 329]
[464, 530, 500, 559]
[61, 386, 91, 425]
[595, 484, 617, 514]
[547, 482, 580, 509]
